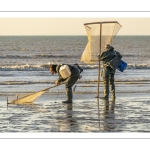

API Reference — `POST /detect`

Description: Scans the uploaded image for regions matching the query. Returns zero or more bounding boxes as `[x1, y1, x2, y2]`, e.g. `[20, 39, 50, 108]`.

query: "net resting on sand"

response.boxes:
[81, 21, 122, 64]
[8, 83, 65, 104]
[8, 89, 48, 104]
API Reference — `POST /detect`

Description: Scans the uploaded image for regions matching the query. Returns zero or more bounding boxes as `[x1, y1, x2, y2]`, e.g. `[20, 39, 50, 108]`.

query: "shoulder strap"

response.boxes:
[109, 50, 117, 57]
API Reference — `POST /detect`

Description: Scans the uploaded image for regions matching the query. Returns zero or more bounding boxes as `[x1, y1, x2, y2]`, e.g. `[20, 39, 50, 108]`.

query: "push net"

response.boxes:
[81, 21, 122, 64]
[8, 83, 65, 104]
[8, 90, 48, 104]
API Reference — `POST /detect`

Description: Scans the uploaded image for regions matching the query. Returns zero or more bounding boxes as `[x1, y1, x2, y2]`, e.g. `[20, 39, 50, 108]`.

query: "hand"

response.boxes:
[55, 80, 60, 85]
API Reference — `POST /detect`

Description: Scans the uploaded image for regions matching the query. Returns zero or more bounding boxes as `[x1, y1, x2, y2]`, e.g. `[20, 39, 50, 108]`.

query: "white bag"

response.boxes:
[59, 65, 71, 79]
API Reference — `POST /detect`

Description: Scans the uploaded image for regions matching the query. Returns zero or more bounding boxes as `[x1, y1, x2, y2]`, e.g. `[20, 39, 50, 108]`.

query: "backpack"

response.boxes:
[59, 65, 71, 79]
[108, 50, 122, 70]
[59, 64, 83, 79]
[108, 51, 127, 72]
[108, 55, 122, 70]
[73, 63, 83, 73]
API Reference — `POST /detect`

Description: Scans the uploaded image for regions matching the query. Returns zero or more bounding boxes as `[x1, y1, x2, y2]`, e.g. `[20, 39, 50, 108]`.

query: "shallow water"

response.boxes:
[0, 68, 150, 132]
[1, 93, 150, 132]
[1, 67, 150, 132]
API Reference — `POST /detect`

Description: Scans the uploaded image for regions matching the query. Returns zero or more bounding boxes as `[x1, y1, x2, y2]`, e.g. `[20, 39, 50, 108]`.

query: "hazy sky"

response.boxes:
[0, 17, 150, 36]
[0, 0, 150, 36]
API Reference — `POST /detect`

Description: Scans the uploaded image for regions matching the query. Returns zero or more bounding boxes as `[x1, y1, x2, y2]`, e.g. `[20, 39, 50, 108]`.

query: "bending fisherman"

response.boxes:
[49, 64, 83, 103]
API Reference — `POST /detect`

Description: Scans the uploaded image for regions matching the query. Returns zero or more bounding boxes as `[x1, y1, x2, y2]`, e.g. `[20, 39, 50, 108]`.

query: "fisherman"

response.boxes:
[49, 64, 82, 103]
[98, 44, 122, 101]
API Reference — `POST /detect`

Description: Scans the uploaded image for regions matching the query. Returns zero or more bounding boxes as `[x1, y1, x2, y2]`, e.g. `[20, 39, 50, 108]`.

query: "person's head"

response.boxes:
[104, 44, 111, 50]
[49, 64, 57, 75]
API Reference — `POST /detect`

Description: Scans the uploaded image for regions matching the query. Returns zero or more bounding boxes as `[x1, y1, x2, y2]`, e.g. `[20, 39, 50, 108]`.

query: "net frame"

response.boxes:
[81, 21, 122, 98]
[81, 21, 122, 64]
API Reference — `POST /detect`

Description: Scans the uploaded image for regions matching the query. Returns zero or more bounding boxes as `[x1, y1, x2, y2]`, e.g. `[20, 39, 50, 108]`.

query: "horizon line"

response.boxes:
[0, 35, 150, 36]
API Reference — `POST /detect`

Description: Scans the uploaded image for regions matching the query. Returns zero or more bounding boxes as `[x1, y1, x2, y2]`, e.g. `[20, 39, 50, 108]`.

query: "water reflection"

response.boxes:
[110, 100, 115, 112]
[59, 104, 77, 132]
[109, 100, 115, 129]
[7, 103, 47, 112]
[97, 98, 100, 131]
[103, 100, 115, 131]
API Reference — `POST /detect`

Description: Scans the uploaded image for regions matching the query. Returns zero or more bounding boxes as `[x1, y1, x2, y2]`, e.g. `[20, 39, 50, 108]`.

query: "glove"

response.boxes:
[78, 75, 82, 79]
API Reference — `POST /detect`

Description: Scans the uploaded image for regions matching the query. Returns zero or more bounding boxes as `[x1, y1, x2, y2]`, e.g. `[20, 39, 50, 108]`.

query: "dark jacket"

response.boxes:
[99, 46, 122, 66]
[56, 64, 80, 82]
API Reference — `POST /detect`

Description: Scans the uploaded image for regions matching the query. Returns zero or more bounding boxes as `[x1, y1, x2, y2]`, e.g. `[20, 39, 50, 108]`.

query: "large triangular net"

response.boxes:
[8, 84, 61, 104]
[8, 89, 48, 104]
[81, 21, 122, 64]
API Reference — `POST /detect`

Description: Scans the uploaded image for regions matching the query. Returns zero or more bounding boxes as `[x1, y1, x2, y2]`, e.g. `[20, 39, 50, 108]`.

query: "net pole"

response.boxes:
[97, 23, 102, 131]
[97, 23, 102, 98]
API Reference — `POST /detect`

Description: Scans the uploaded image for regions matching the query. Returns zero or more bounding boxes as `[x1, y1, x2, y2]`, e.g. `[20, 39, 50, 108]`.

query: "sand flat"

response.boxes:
[0, 91, 150, 133]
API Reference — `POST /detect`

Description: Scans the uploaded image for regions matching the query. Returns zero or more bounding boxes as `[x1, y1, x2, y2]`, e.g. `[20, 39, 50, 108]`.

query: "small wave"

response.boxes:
[0, 63, 150, 71]
[34, 54, 79, 58]
[0, 64, 49, 71]
[127, 63, 150, 69]
[0, 54, 80, 59]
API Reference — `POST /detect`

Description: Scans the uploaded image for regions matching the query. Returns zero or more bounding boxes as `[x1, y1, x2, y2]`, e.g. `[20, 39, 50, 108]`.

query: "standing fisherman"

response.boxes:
[49, 64, 82, 103]
[98, 44, 122, 101]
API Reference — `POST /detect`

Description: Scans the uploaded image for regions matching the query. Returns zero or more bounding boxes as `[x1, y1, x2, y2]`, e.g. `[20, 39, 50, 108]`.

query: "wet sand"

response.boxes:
[1, 89, 150, 133]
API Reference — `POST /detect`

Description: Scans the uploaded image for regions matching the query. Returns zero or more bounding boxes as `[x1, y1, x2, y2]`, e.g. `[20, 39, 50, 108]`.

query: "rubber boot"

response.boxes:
[62, 87, 72, 103]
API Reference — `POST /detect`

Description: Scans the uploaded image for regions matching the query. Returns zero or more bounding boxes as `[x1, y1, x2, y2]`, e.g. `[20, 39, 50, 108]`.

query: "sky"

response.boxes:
[0, 17, 150, 36]
[0, 0, 150, 36]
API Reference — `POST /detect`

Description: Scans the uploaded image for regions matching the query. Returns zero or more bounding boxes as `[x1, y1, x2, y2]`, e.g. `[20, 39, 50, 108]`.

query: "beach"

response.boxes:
[0, 36, 150, 133]
[3, 94, 150, 132]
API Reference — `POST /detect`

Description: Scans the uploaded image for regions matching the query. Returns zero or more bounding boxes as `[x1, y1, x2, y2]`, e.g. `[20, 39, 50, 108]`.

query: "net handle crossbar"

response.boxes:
[84, 21, 122, 27]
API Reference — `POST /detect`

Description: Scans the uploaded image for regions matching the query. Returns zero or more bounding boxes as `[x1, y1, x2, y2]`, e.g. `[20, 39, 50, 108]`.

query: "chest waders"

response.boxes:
[102, 67, 115, 100]
[65, 72, 80, 102]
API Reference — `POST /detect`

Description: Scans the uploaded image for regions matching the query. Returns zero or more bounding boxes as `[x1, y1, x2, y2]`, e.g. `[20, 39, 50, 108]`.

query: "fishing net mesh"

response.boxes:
[81, 22, 122, 64]
[8, 90, 48, 104]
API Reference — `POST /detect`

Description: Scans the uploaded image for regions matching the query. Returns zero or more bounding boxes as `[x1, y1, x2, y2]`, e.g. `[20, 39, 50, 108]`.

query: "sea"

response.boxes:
[0, 35, 150, 133]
